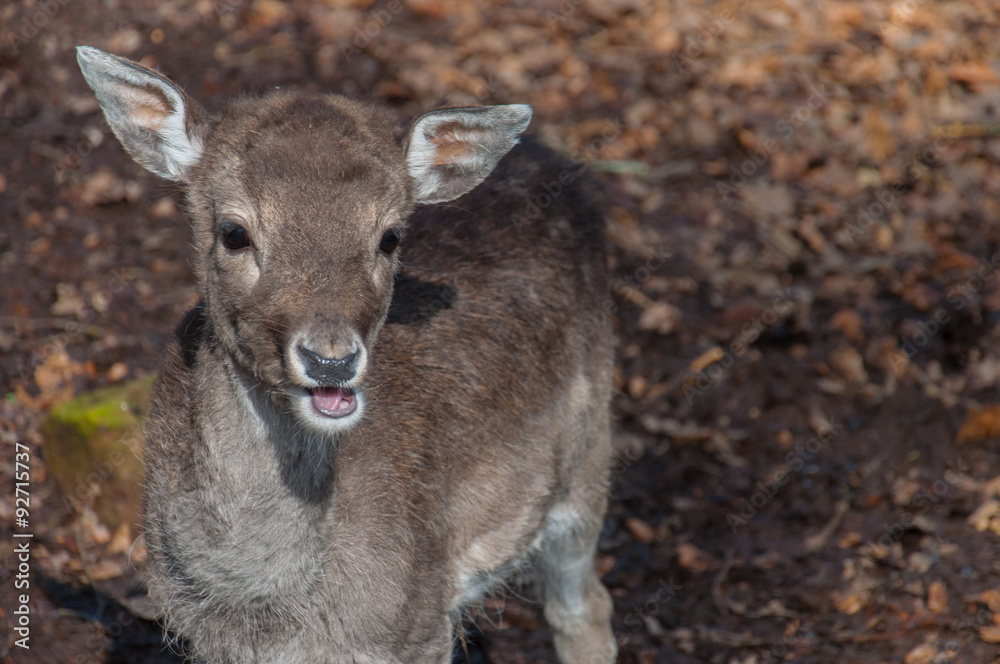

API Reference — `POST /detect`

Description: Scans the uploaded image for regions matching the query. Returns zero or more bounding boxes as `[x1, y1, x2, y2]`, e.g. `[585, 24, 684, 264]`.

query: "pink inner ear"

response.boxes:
[119, 85, 171, 132]
[432, 139, 475, 167]
[407, 106, 529, 203]
[133, 104, 167, 131]
[429, 124, 489, 167]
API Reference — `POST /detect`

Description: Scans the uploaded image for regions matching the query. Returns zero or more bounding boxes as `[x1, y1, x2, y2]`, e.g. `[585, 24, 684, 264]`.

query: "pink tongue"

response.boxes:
[311, 387, 357, 418]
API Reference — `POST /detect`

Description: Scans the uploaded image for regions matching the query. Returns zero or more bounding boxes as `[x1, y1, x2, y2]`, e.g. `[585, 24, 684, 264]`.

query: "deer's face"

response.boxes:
[76, 45, 531, 435]
[187, 96, 412, 432]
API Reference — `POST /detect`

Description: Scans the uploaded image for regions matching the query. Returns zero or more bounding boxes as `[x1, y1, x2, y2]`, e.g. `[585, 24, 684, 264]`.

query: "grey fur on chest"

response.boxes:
[154, 378, 333, 611]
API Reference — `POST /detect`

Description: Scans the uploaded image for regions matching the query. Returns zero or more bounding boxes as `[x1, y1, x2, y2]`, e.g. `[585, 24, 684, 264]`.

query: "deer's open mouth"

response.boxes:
[309, 386, 358, 418]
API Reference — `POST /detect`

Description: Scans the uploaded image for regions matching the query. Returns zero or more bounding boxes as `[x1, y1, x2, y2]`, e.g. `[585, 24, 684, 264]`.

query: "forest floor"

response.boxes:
[4, 0, 1000, 662]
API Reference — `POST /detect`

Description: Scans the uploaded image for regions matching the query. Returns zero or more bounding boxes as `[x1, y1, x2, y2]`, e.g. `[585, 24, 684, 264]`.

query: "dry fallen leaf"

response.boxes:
[107, 361, 129, 383]
[927, 580, 948, 614]
[932, 246, 981, 273]
[863, 107, 896, 161]
[108, 522, 133, 555]
[968, 499, 1000, 532]
[625, 518, 655, 543]
[903, 643, 938, 664]
[676, 542, 716, 572]
[247, 0, 295, 28]
[981, 625, 1000, 644]
[979, 476, 1000, 499]
[86, 558, 127, 582]
[981, 589, 1000, 613]
[594, 554, 615, 578]
[78, 508, 111, 546]
[951, 63, 1000, 91]
[690, 347, 725, 373]
[828, 346, 868, 385]
[638, 301, 681, 335]
[907, 551, 934, 574]
[837, 531, 862, 549]
[830, 308, 865, 343]
[833, 589, 868, 615]
[51, 282, 87, 318]
[956, 405, 1000, 445]
[34, 348, 85, 408]
[78, 168, 141, 206]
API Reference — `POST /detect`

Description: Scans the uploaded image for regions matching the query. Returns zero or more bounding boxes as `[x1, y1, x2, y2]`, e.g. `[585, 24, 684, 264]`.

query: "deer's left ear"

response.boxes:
[76, 46, 209, 183]
[404, 104, 532, 204]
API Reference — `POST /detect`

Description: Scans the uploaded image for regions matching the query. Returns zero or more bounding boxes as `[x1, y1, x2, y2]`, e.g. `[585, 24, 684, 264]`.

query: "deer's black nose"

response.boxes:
[298, 345, 358, 385]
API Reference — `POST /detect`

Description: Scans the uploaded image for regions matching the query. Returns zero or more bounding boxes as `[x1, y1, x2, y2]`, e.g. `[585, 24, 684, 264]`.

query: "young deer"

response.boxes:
[77, 46, 617, 664]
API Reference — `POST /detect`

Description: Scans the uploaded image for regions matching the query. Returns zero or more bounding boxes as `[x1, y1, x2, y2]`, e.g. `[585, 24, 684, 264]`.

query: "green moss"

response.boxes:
[39, 374, 154, 531]
[48, 373, 154, 437]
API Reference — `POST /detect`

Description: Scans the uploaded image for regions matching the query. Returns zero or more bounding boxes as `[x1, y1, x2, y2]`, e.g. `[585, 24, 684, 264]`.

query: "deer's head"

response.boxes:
[77, 46, 531, 434]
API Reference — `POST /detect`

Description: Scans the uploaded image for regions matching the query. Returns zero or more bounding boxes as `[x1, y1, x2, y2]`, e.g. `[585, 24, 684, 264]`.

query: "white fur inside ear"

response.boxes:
[406, 105, 532, 204]
[77, 46, 203, 182]
[407, 125, 485, 202]
[115, 80, 203, 181]
[152, 95, 203, 180]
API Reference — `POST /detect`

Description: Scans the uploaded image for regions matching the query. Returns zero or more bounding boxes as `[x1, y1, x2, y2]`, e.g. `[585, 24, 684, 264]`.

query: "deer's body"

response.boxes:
[78, 47, 616, 664]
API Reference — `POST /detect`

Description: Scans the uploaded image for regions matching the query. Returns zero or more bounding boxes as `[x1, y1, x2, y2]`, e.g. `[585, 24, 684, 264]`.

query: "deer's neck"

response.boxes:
[236, 364, 340, 504]
[164, 350, 337, 610]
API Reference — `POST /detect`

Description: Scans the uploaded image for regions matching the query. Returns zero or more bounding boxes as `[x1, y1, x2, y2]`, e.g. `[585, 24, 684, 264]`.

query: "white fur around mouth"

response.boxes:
[293, 387, 365, 433]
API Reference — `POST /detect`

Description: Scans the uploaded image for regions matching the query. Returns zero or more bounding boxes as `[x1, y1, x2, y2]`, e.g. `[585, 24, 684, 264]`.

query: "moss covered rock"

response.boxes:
[39, 374, 153, 532]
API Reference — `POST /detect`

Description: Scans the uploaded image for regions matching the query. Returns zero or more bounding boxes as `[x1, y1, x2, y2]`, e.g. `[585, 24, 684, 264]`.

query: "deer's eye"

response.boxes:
[379, 228, 401, 255]
[221, 223, 252, 251]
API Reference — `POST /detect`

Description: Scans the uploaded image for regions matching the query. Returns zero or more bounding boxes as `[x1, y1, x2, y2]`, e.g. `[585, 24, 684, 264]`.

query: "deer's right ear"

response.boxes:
[76, 46, 208, 183]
